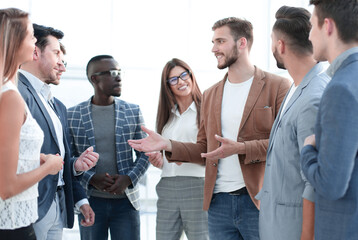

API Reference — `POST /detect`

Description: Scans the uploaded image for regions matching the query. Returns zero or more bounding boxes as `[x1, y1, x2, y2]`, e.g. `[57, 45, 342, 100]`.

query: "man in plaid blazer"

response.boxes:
[67, 55, 149, 240]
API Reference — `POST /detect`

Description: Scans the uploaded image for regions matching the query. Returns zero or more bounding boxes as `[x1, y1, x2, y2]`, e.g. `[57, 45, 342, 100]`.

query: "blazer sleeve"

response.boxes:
[296, 87, 323, 202]
[166, 91, 207, 165]
[59, 103, 87, 202]
[67, 107, 96, 192]
[126, 107, 150, 186]
[301, 83, 358, 200]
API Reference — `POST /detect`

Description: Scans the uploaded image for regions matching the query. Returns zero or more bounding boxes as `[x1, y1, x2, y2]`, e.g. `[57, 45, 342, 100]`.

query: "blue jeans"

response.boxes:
[208, 192, 259, 240]
[78, 197, 140, 240]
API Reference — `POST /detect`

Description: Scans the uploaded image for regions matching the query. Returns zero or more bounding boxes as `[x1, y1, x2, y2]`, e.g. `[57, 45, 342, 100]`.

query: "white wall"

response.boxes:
[2, 1, 313, 239]
[2, 0, 310, 129]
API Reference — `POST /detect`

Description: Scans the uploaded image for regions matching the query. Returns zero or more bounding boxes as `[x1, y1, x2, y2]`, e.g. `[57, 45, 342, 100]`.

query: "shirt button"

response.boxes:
[212, 163, 217, 167]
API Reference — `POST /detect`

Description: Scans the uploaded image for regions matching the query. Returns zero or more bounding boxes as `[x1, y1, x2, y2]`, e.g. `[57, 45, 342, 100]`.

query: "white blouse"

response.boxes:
[0, 81, 44, 229]
[161, 102, 205, 178]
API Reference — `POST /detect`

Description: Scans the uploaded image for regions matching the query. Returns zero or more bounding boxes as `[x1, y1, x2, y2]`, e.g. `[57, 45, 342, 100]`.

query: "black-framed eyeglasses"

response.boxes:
[92, 69, 121, 78]
[167, 71, 191, 86]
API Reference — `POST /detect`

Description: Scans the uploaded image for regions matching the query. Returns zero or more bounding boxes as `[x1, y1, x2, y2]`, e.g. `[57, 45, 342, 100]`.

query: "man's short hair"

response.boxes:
[310, 0, 358, 43]
[212, 17, 254, 50]
[86, 55, 114, 80]
[33, 24, 64, 51]
[273, 6, 313, 55]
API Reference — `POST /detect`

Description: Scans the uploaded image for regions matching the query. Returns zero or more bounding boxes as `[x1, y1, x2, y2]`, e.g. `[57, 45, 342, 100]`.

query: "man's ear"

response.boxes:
[278, 39, 285, 54]
[90, 75, 98, 85]
[324, 18, 335, 36]
[237, 37, 248, 49]
[33, 46, 40, 61]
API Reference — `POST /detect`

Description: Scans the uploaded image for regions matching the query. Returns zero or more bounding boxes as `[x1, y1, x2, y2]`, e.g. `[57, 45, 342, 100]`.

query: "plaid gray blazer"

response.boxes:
[67, 97, 149, 210]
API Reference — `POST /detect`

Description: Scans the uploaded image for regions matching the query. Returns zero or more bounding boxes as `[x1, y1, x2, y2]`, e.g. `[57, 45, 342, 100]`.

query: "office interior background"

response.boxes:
[1, 0, 313, 239]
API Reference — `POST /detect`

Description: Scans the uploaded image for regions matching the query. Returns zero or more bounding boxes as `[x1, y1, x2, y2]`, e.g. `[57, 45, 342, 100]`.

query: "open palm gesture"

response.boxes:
[128, 125, 172, 152]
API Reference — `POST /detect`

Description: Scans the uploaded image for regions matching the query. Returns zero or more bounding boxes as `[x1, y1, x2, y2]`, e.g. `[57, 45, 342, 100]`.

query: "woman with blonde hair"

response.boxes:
[0, 8, 63, 239]
[147, 58, 208, 240]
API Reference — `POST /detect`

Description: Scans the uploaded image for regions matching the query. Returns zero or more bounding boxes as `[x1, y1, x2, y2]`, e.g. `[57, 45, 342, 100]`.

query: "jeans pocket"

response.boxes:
[210, 193, 218, 204]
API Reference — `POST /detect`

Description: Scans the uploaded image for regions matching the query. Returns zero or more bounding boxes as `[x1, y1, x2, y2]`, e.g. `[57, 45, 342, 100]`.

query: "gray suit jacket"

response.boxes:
[301, 52, 358, 240]
[257, 63, 329, 240]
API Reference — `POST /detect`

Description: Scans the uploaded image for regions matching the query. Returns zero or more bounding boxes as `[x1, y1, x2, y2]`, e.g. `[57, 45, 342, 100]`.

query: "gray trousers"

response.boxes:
[156, 176, 209, 240]
[33, 189, 67, 240]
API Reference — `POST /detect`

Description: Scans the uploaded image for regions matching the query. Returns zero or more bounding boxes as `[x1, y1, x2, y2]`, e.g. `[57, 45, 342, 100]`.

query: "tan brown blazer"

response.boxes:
[166, 66, 290, 210]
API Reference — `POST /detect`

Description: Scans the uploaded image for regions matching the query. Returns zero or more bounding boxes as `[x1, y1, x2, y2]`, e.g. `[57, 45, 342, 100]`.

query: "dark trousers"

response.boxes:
[0, 224, 36, 240]
[78, 196, 140, 240]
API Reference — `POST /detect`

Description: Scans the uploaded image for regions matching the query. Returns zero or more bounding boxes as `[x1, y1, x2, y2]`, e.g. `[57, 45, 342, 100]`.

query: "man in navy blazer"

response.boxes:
[18, 24, 99, 240]
[301, 1, 358, 239]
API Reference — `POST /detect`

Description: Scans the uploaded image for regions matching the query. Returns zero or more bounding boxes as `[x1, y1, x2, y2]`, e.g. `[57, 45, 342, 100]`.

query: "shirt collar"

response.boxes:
[326, 47, 358, 77]
[19, 69, 53, 101]
[171, 101, 197, 117]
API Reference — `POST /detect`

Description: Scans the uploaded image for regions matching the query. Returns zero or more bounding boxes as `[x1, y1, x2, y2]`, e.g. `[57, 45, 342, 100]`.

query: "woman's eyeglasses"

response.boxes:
[167, 71, 191, 86]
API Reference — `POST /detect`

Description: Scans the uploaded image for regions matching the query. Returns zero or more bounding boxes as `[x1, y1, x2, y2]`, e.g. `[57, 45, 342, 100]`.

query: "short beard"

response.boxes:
[217, 45, 239, 69]
[273, 48, 286, 70]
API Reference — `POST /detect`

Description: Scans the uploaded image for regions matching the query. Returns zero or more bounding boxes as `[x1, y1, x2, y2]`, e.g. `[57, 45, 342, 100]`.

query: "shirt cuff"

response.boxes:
[75, 198, 89, 210]
[72, 160, 83, 176]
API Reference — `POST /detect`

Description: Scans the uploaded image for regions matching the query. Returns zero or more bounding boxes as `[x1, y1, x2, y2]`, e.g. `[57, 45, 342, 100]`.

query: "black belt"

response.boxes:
[56, 186, 64, 192]
[229, 187, 248, 196]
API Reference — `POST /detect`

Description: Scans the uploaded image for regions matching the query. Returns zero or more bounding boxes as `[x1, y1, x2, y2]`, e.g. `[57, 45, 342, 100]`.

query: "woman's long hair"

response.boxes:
[0, 8, 29, 90]
[156, 58, 202, 134]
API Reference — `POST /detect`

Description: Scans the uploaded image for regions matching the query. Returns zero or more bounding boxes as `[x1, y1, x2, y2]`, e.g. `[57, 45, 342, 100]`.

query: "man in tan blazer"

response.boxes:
[129, 17, 290, 239]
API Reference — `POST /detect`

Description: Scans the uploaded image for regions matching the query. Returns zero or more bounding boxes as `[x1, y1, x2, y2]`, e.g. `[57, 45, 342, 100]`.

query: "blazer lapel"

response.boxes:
[239, 67, 265, 133]
[114, 99, 125, 144]
[266, 84, 292, 155]
[81, 99, 96, 148]
[267, 63, 324, 154]
[19, 74, 60, 149]
[215, 77, 226, 136]
[277, 63, 321, 124]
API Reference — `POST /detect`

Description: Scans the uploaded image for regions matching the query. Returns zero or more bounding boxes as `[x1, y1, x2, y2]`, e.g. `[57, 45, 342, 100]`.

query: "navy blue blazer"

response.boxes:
[301, 52, 358, 239]
[17, 72, 86, 228]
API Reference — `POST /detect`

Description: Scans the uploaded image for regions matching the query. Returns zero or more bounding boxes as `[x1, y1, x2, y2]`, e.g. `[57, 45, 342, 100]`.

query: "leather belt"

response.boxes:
[228, 187, 248, 196]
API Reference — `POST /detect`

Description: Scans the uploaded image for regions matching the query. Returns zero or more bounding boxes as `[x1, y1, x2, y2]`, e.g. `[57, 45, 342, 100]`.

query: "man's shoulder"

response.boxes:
[306, 71, 330, 93]
[68, 100, 90, 112]
[256, 68, 291, 95]
[203, 78, 225, 97]
[115, 98, 140, 110]
[259, 68, 289, 85]
[336, 55, 358, 80]
[17, 73, 30, 94]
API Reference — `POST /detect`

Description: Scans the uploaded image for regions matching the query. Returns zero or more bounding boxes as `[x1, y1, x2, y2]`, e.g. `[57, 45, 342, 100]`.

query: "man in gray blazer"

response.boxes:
[301, 1, 358, 239]
[256, 6, 329, 240]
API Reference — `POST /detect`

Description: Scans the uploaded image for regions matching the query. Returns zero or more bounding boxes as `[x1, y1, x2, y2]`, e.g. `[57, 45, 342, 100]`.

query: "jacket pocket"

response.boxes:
[253, 107, 273, 133]
[276, 201, 302, 208]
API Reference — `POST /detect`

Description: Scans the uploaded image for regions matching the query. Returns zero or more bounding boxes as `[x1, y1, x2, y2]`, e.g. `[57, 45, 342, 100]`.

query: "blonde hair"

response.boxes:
[0, 8, 29, 92]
